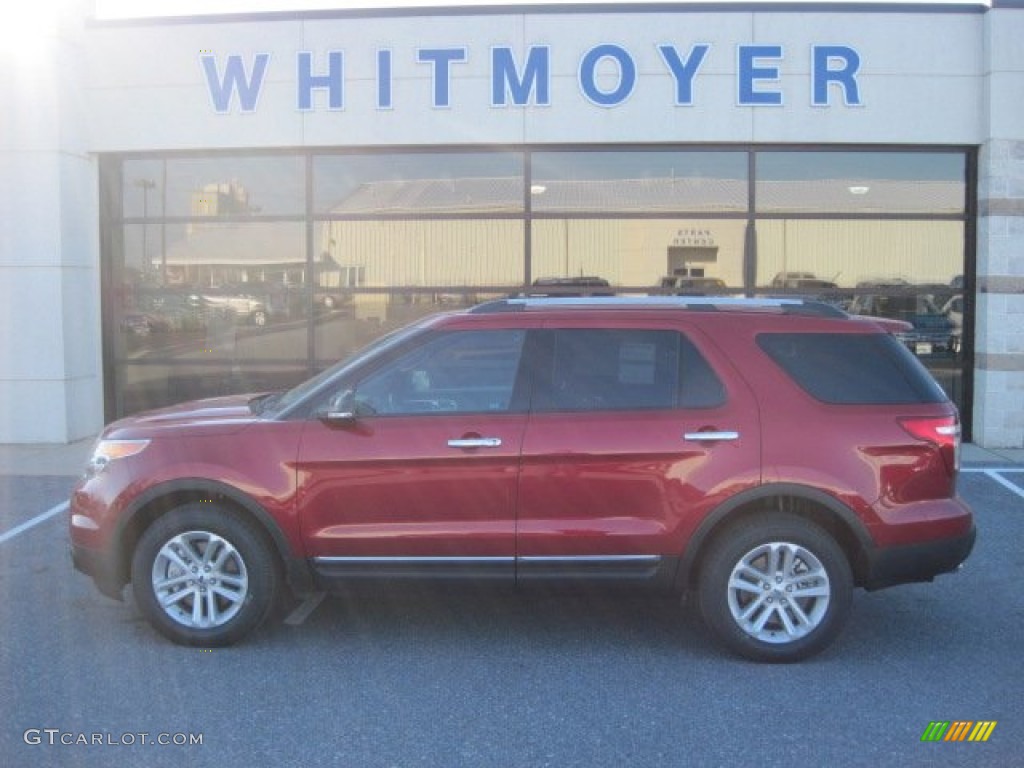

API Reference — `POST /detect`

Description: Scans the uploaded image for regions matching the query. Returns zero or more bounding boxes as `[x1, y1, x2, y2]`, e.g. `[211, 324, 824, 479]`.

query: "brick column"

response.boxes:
[974, 7, 1024, 448]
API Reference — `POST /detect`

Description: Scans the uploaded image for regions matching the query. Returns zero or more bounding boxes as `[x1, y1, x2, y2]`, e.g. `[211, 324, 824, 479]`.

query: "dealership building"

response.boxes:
[2, 0, 1022, 445]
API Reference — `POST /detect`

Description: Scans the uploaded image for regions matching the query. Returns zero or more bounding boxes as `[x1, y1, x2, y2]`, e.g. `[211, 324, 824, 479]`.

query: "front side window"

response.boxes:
[352, 330, 526, 415]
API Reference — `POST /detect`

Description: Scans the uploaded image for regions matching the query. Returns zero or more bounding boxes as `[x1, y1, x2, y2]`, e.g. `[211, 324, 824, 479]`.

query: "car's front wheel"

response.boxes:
[130, 503, 278, 646]
[697, 513, 853, 662]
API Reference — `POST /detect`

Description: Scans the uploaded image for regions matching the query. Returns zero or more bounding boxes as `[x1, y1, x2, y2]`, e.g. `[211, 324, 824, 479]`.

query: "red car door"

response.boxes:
[516, 320, 761, 581]
[296, 325, 530, 579]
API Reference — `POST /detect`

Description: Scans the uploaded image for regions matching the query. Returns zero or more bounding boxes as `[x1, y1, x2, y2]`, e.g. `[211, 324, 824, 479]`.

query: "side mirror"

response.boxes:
[318, 389, 358, 424]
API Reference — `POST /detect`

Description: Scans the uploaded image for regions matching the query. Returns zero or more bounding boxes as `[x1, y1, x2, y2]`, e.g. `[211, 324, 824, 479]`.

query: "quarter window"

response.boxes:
[757, 333, 946, 404]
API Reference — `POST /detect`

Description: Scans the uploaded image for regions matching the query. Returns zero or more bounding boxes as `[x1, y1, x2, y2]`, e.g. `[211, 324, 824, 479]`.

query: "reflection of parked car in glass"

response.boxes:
[942, 295, 963, 328]
[120, 313, 151, 338]
[771, 272, 839, 291]
[942, 295, 964, 355]
[137, 292, 206, 333]
[529, 276, 614, 296]
[314, 290, 352, 312]
[192, 288, 271, 327]
[849, 288, 955, 357]
[657, 276, 727, 295]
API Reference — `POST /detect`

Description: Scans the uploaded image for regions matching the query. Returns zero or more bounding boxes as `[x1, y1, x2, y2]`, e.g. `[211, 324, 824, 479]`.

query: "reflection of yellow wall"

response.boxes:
[323, 220, 524, 286]
[531, 219, 747, 287]
[757, 220, 964, 287]
[351, 295, 388, 322]
[320, 218, 963, 290]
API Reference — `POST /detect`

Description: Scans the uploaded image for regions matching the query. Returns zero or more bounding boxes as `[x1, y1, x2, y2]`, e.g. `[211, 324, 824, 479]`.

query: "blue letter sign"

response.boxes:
[492, 46, 550, 106]
[417, 48, 469, 107]
[579, 44, 636, 107]
[201, 53, 270, 113]
[658, 44, 710, 105]
[297, 51, 344, 111]
[812, 45, 861, 106]
[738, 45, 783, 106]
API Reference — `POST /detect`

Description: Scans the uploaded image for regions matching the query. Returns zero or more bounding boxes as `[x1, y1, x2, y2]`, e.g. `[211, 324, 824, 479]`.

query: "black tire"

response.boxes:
[130, 503, 278, 647]
[697, 513, 853, 663]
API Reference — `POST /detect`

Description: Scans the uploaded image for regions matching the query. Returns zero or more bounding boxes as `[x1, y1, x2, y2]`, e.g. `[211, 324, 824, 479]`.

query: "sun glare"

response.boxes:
[0, 2, 63, 61]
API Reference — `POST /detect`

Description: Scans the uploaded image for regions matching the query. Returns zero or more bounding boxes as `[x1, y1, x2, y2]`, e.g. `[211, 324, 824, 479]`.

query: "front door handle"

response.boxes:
[447, 437, 503, 449]
[684, 431, 740, 442]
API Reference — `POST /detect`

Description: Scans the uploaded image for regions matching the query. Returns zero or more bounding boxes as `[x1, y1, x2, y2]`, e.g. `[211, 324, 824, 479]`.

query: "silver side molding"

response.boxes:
[447, 437, 503, 448]
[684, 431, 740, 442]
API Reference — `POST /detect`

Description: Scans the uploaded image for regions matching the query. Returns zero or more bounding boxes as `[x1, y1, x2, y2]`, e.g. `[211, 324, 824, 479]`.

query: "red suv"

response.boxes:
[70, 297, 975, 661]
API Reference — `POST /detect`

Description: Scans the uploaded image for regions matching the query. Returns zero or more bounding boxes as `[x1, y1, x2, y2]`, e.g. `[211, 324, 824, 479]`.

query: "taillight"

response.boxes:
[899, 415, 961, 475]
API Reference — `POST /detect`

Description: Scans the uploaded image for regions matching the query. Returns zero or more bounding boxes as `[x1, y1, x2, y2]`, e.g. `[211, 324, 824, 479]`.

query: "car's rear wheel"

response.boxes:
[697, 513, 852, 662]
[130, 503, 278, 647]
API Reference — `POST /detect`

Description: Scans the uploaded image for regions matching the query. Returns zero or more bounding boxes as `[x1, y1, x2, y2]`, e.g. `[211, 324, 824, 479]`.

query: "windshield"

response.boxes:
[262, 320, 432, 417]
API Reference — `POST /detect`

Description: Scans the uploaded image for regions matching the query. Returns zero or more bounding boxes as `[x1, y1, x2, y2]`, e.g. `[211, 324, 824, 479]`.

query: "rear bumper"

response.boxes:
[862, 524, 976, 590]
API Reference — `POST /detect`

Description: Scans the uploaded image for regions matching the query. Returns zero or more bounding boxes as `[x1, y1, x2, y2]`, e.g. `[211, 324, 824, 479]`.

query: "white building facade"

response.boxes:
[2, 1, 1022, 445]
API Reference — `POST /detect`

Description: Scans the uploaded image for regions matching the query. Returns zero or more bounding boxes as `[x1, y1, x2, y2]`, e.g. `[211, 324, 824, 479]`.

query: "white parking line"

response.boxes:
[962, 467, 1024, 501]
[962, 467, 1024, 473]
[0, 500, 69, 545]
[983, 470, 1024, 501]
[284, 592, 326, 625]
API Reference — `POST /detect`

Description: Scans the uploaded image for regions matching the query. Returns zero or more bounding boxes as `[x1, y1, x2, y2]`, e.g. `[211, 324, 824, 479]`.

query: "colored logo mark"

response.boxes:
[921, 721, 997, 742]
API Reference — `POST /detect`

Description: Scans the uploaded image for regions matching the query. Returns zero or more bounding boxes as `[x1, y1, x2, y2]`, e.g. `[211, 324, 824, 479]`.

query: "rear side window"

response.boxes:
[757, 332, 946, 404]
[534, 329, 725, 411]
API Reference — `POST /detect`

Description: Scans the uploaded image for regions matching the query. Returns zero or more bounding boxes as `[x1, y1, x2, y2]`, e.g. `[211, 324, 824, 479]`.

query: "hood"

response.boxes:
[105, 394, 264, 438]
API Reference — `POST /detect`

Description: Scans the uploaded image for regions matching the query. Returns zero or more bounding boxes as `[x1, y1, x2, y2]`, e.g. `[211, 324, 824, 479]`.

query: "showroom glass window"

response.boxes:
[100, 146, 973, 432]
[529, 150, 748, 292]
[108, 155, 308, 416]
[754, 150, 969, 407]
[312, 152, 525, 364]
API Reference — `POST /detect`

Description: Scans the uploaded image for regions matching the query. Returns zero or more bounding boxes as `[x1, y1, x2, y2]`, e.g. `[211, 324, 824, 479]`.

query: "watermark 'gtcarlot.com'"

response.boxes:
[23, 729, 203, 747]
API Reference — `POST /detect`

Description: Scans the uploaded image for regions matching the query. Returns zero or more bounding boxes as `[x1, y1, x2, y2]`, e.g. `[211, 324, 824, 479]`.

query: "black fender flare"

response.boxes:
[114, 478, 314, 594]
[675, 483, 876, 591]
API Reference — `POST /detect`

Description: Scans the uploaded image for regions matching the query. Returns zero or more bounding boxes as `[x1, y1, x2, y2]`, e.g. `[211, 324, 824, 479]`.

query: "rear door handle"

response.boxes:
[447, 437, 503, 449]
[684, 431, 740, 442]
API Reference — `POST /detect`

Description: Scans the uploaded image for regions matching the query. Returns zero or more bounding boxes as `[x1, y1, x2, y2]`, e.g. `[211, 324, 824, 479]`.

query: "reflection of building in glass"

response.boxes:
[190, 180, 253, 218]
[160, 222, 305, 287]
[141, 175, 965, 300]
[317, 176, 964, 291]
[757, 220, 963, 288]
[755, 180, 962, 214]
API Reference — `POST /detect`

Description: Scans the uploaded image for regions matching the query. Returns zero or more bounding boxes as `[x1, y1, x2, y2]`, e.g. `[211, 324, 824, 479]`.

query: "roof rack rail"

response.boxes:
[468, 296, 848, 318]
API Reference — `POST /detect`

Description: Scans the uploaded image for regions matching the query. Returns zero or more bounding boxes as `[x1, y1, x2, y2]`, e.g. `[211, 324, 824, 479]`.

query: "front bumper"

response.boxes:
[862, 523, 976, 590]
[71, 543, 125, 601]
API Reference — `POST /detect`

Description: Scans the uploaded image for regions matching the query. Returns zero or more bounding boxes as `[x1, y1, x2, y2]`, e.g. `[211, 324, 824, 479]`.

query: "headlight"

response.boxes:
[85, 439, 150, 477]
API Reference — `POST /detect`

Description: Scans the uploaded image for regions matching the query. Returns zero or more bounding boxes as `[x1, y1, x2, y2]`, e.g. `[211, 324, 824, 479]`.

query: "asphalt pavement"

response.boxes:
[0, 439, 1021, 767]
